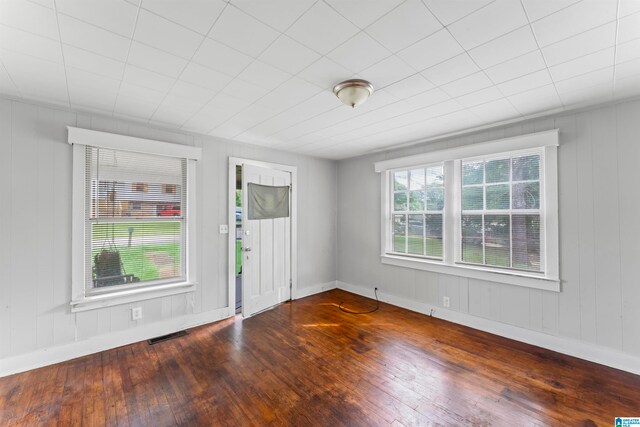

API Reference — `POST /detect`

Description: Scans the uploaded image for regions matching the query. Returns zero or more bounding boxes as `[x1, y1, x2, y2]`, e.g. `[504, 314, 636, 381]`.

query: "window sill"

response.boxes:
[70, 281, 197, 313]
[381, 255, 560, 292]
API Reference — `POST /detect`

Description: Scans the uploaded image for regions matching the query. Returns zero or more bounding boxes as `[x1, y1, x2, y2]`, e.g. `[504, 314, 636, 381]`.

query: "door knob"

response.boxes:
[244, 247, 252, 252]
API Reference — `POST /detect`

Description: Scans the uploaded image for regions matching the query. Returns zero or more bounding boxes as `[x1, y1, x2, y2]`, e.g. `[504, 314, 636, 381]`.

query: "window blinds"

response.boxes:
[85, 146, 187, 289]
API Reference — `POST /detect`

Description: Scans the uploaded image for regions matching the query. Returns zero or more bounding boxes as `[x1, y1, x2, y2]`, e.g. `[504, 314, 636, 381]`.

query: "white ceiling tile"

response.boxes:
[183, 93, 249, 131]
[485, 50, 546, 83]
[141, 0, 226, 35]
[554, 67, 613, 93]
[169, 80, 217, 104]
[617, 11, 640, 43]
[620, 0, 640, 17]
[221, 77, 271, 103]
[152, 94, 207, 126]
[397, 29, 464, 71]
[615, 57, 640, 80]
[127, 42, 188, 78]
[180, 61, 233, 92]
[540, 22, 616, 67]
[327, 32, 391, 73]
[66, 67, 119, 110]
[507, 84, 562, 115]
[286, 2, 359, 54]
[384, 73, 435, 99]
[255, 76, 323, 113]
[209, 6, 280, 57]
[231, 0, 315, 32]
[423, 0, 493, 26]
[365, 0, 442, 52]
[0, 0, 59, 40]
[298, 57, 354, 89]
[521, 0, 580, 21]
[134, 10, 204, 59]
[0, 60, 19, 96]
[405, 87, 450, 108]
[237, 60, 291, 90]
[455, 86, 503, 108]
[325, 0, 404, 29]
[56, 0, 138, 37]
[1, 50, 68, 103]
[497, 69, 552, 96]
[468, 25, 538, 69]
[420, 53, 479, 86]
[360, 55, 416, 88]
[192, 37, 253, 77]
[0, 25, 63, 64]
[58, 14, 130, 61]
[558, 82, 612, 106]
[115, 87, 165, 120]
[440, 71, 493, 97]
[123, 64, 175, 93]
[468, 98, 520, 122]
[448, 0, 528, 50]
[549, 47, 614, 82]
[28, 0, 54, 8]
[531, 0, 618, 47]
[614, 74, 640, 98]
[617, 38, 640, 64]
[258, 35, 320, 75]
[63, 45, 125, 80]
[412, 98, 464, 119]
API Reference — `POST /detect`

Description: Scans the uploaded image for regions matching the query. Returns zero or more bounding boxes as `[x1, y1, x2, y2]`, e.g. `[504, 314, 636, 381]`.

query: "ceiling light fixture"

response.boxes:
[333, 79, 374, 108]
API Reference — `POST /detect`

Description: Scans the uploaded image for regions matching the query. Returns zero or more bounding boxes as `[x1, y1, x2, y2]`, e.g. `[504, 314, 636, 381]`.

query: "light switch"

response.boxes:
[219, 224, 229, 234]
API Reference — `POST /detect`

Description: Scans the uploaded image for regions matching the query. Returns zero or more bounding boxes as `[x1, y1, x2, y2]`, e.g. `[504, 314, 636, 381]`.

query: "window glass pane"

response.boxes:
[394, 192, 407, 211]
[426, 188, 444, 211]
[513, 215, 541, 271]
[394, 171, 408, 190]
[92, 221, 182, 288]
[486, 184, 510, 210]
[462, 187, 483, 210]
[485, 158, 510, 183]
[393, 214, 407, 252]
[512, 154, 540, 181]
[512, 182, 540, 209]
[409, 168, 425, 190]
[461, 215, 483, 264]
[409, 191, 425, 211]
[407, 214, 424, 255]
[426, 166, 444, 187]
[425, 214, 443, 258]
[484, 215, 510, 267]
[462, 161, 483, 185]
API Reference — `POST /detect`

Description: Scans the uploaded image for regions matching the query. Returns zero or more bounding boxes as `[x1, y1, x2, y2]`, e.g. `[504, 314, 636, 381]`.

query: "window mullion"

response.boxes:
[443, 160, 456, 265]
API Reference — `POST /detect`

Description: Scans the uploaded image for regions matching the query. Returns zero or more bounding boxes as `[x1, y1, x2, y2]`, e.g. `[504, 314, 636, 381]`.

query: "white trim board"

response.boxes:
[336, 281, 640, 376]
[374, 129, 559, 172]
[0, 307, 231, 378]
[67, 126, 202, 160]
[293, 281, 337, 300]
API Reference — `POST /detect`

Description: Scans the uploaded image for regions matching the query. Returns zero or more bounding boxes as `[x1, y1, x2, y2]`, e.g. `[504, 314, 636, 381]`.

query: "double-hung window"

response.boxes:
[378, 130, 559, 291]
[69, 127, 201, 312]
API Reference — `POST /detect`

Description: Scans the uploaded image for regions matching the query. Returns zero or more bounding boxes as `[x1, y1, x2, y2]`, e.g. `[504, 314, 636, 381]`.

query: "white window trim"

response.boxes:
[377, 129, 560, 292]
[68, 127, 201, 312]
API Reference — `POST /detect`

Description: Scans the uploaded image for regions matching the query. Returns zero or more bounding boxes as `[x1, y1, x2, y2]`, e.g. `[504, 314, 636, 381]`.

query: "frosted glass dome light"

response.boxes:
[333, 79, 374, 108]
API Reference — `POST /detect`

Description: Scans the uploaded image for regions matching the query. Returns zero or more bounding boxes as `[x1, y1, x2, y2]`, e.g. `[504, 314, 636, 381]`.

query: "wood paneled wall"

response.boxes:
[337, 99, 640, 358]
[0, 97, 338, 362]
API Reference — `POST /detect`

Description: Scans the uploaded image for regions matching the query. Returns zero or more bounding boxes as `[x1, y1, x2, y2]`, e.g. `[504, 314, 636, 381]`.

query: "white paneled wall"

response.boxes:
[337, 98, 640, 360]
[0, 97, 337, 366]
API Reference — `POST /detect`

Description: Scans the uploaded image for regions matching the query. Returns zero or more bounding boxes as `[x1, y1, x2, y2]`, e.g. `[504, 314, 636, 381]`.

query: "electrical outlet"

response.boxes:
[219, 224, 229, 234]
[443, 296, 450, 308]
[132, 306, 143, 321]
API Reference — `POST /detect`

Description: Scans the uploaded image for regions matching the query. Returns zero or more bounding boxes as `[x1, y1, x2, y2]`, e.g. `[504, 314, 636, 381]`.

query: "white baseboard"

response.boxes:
[294, 280, 337, 299]
[337, 281, 640, 376]
[0, 307, 231, 378]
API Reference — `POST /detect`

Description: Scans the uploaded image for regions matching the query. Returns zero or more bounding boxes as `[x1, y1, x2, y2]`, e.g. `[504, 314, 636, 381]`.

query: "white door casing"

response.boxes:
[241, 164, 291, 317]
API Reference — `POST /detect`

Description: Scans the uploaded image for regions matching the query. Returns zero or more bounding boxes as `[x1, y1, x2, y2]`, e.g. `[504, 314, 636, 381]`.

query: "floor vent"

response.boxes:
[148, 330, 188, 345]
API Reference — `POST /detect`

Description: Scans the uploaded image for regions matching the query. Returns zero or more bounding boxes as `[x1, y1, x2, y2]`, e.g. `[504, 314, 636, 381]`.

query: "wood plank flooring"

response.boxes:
[1, 289, 639, 426]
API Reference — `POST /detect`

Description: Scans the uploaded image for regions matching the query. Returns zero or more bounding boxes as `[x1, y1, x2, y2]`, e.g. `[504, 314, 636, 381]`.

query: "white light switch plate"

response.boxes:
[132, 306, 143, 320]
[219, 224, 229, 234]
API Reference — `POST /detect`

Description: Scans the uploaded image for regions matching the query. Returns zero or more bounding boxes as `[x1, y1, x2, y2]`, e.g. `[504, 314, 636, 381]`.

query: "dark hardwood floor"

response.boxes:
[1, 289, 639, 426]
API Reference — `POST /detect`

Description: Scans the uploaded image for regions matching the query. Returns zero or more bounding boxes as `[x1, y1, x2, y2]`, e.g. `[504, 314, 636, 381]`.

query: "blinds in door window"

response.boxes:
[86, 146, 187, 289]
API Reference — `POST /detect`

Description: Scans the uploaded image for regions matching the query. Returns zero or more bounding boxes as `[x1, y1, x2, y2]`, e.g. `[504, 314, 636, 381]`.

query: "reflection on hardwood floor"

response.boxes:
[1, 289, 639, 426]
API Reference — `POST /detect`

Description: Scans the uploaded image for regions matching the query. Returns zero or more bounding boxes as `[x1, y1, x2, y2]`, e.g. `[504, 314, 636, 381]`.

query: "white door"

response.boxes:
[242, 164, 291, 317]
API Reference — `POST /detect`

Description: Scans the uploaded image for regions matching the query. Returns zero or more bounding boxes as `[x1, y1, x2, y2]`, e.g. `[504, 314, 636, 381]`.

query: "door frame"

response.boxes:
[227, 157, 297, 316]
